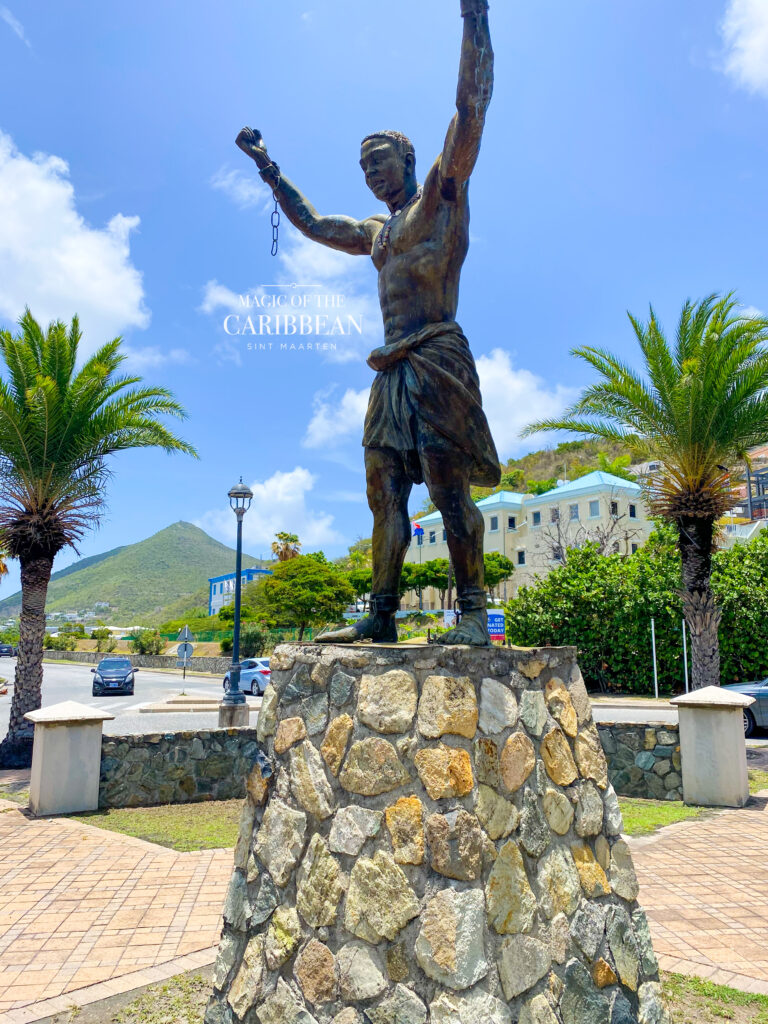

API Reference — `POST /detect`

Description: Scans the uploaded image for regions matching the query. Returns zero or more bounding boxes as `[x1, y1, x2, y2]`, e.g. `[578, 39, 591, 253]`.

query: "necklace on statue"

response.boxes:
[377, 188, 423, 251]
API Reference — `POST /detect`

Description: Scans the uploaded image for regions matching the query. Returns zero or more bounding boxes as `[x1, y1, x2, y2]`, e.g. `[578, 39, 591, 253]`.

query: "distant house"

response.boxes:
[208, 568, 272, 616]
[403, 471, 652, 609]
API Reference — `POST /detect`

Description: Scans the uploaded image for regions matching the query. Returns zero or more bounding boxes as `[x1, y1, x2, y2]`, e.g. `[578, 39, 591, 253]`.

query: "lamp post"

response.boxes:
[414, 524, 424, 610]
[219, 478, 253, 727]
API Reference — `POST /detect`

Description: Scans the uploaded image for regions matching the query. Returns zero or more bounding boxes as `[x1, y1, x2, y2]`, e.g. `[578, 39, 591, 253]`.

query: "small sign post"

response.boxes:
[176, 625, 196, 681]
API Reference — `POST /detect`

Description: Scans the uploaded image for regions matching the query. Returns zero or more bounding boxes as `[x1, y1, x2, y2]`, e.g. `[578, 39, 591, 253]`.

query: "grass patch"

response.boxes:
[618, 796, 708, 836]
[71, 800, 242, 852]
[112, 973, 208, 1024]
[664, 972, 768, 1022]
[0, 781, 29, 805]
[749, 769, 768, 795]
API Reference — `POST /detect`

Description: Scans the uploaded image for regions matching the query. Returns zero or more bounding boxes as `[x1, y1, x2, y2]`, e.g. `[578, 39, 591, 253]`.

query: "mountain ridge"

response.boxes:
[0, 522, 263, 624]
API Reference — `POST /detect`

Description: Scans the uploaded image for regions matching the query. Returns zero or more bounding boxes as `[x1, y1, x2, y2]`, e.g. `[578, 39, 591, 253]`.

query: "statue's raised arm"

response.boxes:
[440, 0, 493, 187]
[235, 127, 384, 256]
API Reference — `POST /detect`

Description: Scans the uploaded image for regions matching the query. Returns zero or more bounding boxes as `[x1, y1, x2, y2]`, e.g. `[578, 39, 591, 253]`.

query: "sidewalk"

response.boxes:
[0, 799, 230, 1022]
[630, 793, 768, 995]
[4, 782, 768, 1019]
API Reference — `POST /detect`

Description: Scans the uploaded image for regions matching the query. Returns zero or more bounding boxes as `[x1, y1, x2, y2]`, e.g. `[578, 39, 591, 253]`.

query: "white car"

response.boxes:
[222, 658, 271, 696]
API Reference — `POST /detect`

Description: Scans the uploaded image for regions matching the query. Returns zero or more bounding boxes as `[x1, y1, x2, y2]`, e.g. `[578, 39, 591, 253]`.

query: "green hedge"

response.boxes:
[504, 527, 768, 694]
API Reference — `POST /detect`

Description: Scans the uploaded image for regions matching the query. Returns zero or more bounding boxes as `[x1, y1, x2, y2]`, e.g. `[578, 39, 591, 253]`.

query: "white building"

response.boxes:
[403, 471, 652, 609]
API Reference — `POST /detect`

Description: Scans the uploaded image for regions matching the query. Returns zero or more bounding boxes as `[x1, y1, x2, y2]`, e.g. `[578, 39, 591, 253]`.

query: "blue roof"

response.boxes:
[413, 490, 525, 527]
[525, 471, 641, 505]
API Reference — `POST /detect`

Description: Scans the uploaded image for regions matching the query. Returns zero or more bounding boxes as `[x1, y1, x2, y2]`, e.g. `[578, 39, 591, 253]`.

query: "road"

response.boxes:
[0, 658, 261, 735]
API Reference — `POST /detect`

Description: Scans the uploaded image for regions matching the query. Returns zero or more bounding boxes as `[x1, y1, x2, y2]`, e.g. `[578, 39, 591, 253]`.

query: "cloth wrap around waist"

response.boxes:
[362, 320, 501, 487]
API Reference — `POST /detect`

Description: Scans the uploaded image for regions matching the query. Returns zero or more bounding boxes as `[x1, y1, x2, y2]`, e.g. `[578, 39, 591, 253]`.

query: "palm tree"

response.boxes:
[0, 312, 196, 766]
[525, 294, 768, 690]
[271, 532, 301, 562]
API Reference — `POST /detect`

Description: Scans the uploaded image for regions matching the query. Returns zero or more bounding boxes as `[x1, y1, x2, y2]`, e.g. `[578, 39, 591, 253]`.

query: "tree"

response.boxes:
[0, 312, 195, 766]
[251, 554, 354, 639]
[129, 629, 165, 655]
[526, 294, 768, 689]
[409, 558, 451, 608]
[91, 627, 116, 653]
[483, 552, 515, 599]
[347, 567, 373, 611]
[271, 532, 301, 562]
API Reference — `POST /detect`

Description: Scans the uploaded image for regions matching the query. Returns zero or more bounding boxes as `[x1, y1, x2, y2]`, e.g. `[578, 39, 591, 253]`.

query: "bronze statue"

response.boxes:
[237, 0, 499, 645]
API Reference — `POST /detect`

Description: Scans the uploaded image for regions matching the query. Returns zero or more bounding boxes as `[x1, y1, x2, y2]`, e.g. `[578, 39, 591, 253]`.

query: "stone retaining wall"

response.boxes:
[43, 649, 230, 675]
[99, 728, 265, 808]
[598, 723, 683, 801]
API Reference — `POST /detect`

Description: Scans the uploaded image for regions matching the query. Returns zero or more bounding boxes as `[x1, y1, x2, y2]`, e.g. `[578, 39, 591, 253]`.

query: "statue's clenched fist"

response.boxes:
[236, 126, 269, 167]
[460, 0, 489, 15]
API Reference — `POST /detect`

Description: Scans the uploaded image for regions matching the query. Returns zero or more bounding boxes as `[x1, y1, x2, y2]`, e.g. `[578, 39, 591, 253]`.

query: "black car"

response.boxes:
[0, 644, 15, 657]
[91, 657, 138, 696]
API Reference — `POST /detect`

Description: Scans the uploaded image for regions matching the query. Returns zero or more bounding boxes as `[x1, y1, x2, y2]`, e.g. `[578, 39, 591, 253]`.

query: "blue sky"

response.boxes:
[1, 0, 767, 596]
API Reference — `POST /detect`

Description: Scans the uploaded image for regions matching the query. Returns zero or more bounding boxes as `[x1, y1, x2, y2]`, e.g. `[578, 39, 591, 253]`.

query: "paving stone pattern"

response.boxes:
[207, 643, 669, 1023]
[598, 724, 683, 802]
[100, 729, 264, 808]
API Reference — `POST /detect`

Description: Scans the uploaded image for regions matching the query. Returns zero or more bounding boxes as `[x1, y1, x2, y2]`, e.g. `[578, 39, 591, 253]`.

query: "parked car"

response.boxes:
[91, 657, 138, 696]
[723, 678, 768, 737]
[0, 644, 16, 657]
[223, 658, 271, 696]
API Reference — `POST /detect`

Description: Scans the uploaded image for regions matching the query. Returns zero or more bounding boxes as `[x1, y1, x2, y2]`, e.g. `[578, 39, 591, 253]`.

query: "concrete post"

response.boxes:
[218, 703, 250, 728]
[24, 700, 115, 815]
[670, 686, 755, 808]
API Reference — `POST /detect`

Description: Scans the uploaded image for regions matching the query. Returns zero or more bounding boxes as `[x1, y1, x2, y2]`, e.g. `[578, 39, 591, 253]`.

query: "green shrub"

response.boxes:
[218, 626, 267, 659]
[91, 627, 117, 653]
[129, 629, 165, 655]
[504, 527, 768, 693]
[44, 633, 77, 651]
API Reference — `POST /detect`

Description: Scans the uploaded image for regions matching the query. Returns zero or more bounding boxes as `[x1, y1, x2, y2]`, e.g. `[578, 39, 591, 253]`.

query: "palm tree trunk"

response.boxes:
[677, 516, 721, 690]
[0, 554, 53, 767]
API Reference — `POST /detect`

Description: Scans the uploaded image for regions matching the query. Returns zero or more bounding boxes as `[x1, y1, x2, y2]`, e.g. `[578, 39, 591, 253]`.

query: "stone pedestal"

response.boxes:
[219, 702, 250, 728]
[207, 643, 669, 1024]
[670, 686, 754, 808]
[25, 700, 114, 816]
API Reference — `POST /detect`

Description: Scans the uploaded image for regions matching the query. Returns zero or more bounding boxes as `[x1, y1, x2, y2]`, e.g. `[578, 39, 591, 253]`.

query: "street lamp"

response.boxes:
[222, 478, 253, 708]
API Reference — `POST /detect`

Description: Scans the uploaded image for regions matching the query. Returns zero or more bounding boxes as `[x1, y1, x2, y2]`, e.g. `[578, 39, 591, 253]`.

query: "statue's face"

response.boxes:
[360, 139, 407, 204]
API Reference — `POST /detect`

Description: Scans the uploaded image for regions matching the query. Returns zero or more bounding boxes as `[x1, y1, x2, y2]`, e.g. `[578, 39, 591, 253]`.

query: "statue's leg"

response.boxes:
[316, 447, 411, 644]
[421, 449, 490, 646]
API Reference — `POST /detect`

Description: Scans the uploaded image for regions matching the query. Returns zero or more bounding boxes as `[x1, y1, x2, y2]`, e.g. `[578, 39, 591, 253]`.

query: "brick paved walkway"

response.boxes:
[0, 799, 231, 1022]
[631, 793, 768, 995]
[3, 785, 768, 1020]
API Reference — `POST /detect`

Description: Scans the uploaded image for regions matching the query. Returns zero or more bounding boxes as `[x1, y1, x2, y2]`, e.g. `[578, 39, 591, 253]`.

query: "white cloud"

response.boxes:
[195, 466, 342, 552]
[303, 386, 369, 448]
[476, 348, 577, 460]
[122, 346, 195, 369]
[0, 6, 30, 47]
[721, 0, 768, 96]
[0, 131, 149, 352]
[199, 280, 241, 315]
[210, 167, 273, 210]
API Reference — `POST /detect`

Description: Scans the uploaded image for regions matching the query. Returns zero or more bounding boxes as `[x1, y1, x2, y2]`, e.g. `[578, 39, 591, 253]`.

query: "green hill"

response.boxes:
[0, 522, 264, 624]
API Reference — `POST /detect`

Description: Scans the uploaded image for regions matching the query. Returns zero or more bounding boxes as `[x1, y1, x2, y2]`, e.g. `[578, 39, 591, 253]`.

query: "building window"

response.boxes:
[508, 515, 516, 530]
[429, 530, 436, 544]
[589, 500, 599, 518]
[629, 504, 637, 519]
[442, 529, 447, 542]
[550, 508, 560, 523]
[489, 515, 499, 532]
[517, 551, 526, 565]
[532, 511, 541, 527]
[631, 543, 639, 554]
[569, 504, 579, 521]
[610, 501, 619, 518]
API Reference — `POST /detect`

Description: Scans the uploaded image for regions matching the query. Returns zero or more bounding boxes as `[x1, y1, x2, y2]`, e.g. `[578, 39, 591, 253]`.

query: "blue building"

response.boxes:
[208, 568, 272, 616]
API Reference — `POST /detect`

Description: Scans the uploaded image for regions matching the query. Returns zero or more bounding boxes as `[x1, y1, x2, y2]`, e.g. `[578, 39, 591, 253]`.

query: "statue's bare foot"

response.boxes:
[317, 605, 397, 644]
[435, 610, 491, 647]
